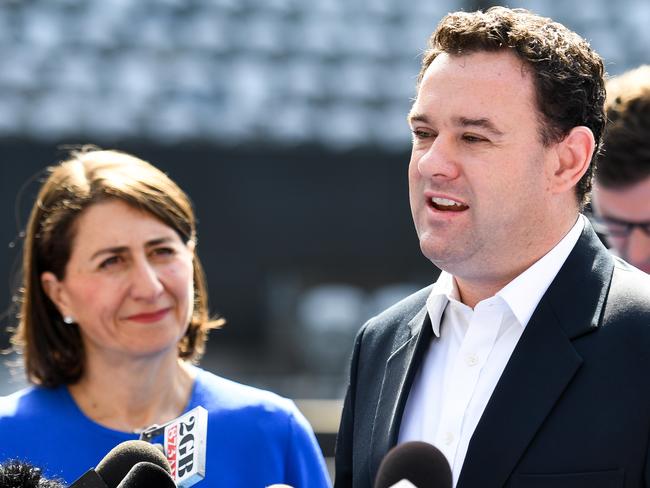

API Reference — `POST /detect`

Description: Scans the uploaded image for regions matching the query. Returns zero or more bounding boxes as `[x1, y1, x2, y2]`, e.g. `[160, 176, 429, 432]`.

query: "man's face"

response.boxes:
[408, 51, 559, 285]
[592, 177, 650, 273]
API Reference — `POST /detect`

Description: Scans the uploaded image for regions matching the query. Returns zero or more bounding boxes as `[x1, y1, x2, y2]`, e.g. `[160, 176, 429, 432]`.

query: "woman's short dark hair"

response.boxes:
[11, 147, 223, 387]
[417, 6, 606, 207]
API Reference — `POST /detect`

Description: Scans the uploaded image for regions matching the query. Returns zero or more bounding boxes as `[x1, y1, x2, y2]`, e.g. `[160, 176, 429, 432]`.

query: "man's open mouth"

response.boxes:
[430, 196, 469, 212]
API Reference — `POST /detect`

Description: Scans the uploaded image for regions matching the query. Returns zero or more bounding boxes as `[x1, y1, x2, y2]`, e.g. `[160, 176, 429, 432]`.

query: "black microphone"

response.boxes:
[116, 462, 176, 487]
[374, 442, 452, 488]
[69, 440, 171, 488]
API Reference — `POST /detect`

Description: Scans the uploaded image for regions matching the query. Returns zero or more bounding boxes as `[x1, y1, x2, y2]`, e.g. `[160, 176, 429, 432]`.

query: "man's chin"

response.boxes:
[419, 243, 462, 272]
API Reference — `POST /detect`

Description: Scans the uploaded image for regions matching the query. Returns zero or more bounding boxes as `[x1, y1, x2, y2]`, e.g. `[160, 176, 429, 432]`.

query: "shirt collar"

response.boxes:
[426, 271, 456, 337]
[497, 215, 584, 327]
[425, 215, 585, 335]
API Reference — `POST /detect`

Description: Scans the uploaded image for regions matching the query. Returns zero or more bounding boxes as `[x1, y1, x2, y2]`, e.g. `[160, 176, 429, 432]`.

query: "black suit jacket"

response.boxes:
[335, 222, 650, 488]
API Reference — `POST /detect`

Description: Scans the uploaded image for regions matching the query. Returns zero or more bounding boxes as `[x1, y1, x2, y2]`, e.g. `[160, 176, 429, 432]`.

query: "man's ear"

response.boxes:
[547, 126, 595, 195]
[41, 271, 72, 317]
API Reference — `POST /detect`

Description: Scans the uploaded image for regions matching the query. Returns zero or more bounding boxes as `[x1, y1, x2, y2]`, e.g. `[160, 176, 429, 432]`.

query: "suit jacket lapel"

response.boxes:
[457, 299, 582, 488]
[369, 305, 434, 479]
[457, 222, 615, 488]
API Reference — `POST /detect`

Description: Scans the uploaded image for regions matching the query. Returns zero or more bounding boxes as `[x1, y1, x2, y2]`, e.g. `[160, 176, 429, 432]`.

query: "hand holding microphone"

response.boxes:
[374, 442, 452, 488]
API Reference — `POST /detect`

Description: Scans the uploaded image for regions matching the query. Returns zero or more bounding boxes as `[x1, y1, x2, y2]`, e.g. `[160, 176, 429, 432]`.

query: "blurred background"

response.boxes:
[0, 0, 648, 467]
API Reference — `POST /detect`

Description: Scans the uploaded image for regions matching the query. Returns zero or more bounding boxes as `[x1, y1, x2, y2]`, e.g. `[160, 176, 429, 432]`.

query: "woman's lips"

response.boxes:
[125, 308, 171, 323]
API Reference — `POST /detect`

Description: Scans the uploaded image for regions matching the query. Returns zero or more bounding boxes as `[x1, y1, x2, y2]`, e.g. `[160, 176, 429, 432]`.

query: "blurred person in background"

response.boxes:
[335, 7, 650, 488]
[0, 148, 330, 487]
[592, 65, 650, 273]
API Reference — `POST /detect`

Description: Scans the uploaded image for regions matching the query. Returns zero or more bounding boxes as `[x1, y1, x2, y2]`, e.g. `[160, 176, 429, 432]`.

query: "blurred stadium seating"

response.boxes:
[1, 0, 646, 149]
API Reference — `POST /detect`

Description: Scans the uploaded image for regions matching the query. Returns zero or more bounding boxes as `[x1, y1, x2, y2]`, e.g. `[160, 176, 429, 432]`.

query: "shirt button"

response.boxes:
[466, 353, 479, 366]
[443, 432, 454, 445]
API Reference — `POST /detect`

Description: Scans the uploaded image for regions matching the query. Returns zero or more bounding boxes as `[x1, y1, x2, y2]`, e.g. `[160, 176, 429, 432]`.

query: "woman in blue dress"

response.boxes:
[0, 148, 331, 487]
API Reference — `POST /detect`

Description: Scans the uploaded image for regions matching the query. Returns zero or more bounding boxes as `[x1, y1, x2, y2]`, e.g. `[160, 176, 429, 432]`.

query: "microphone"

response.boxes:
[374, 442, 452, 488]
[116, 462, 176, 487]
[138, 406, 207, 487]
[69, 440, 171, 488]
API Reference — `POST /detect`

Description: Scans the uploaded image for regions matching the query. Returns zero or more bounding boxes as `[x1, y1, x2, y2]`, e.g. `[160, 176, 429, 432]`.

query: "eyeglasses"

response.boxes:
[591, 215, 650, 238]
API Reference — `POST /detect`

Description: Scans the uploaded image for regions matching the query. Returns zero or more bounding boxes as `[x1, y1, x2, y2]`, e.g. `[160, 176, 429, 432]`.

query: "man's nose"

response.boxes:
[415, 135, 461, 180]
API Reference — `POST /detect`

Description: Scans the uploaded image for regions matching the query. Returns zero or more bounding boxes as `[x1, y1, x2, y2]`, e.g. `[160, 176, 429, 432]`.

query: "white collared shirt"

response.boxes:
[398, 216, 585, 487]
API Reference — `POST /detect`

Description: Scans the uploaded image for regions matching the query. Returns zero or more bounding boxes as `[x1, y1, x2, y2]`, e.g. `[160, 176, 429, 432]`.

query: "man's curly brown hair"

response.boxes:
[417, 7, 606, 207]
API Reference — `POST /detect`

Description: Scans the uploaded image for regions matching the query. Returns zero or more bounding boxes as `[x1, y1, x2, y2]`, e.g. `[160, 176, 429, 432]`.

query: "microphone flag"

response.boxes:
[139, 406, 208, 488]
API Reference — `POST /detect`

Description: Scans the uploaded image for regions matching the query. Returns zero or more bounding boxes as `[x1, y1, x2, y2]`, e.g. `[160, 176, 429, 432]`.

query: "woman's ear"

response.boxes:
[186, 239, 196, 259]
[41, 271, 72, 318]
[547, 126, 595, 195]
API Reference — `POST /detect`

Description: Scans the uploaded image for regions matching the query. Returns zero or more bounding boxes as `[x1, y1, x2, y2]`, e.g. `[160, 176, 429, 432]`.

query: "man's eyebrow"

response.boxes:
[456, 116, 505, 136]
[407, 113, 504, 137]
[407, 112, 428, 125]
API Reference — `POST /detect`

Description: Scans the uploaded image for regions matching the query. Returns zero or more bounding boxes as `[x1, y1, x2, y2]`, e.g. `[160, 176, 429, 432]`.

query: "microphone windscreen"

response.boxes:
[374, 441, 452, 488]
[116, 462, 176, 488]
[95, 440, 171, 488]
[0, 459, 65, 488]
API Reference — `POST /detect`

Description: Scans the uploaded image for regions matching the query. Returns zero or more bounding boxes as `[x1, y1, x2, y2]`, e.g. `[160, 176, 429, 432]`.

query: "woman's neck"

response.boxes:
[68, 351, 195, 433]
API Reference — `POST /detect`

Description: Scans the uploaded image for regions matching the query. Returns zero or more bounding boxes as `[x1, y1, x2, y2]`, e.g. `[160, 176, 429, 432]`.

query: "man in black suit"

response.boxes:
[335, 7, 650, 488]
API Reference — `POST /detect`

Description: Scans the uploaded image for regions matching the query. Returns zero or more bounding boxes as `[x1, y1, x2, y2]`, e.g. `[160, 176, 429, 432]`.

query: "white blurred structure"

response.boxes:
[0, 0, 647, 148]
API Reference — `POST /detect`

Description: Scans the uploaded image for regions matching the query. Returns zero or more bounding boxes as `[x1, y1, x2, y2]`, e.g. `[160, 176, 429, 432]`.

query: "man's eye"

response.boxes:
[412, 129, 434, 140]
[463, 134, 487, 143]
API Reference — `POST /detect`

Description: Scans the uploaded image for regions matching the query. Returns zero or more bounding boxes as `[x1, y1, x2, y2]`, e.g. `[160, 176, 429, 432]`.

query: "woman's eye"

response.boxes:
[99, 256, 122, 269]
[152, 247, 175, 257]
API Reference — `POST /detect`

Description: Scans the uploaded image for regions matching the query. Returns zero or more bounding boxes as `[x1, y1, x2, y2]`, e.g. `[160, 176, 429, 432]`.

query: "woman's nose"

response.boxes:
[130, 261, 164, 301]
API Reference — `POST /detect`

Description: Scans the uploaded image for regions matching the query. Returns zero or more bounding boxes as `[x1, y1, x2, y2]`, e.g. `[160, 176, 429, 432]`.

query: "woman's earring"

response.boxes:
[63, 316, 75, 325]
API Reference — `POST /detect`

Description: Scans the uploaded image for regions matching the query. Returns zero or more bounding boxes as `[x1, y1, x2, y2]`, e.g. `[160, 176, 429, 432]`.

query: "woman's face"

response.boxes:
[41, 199, 195, 361]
